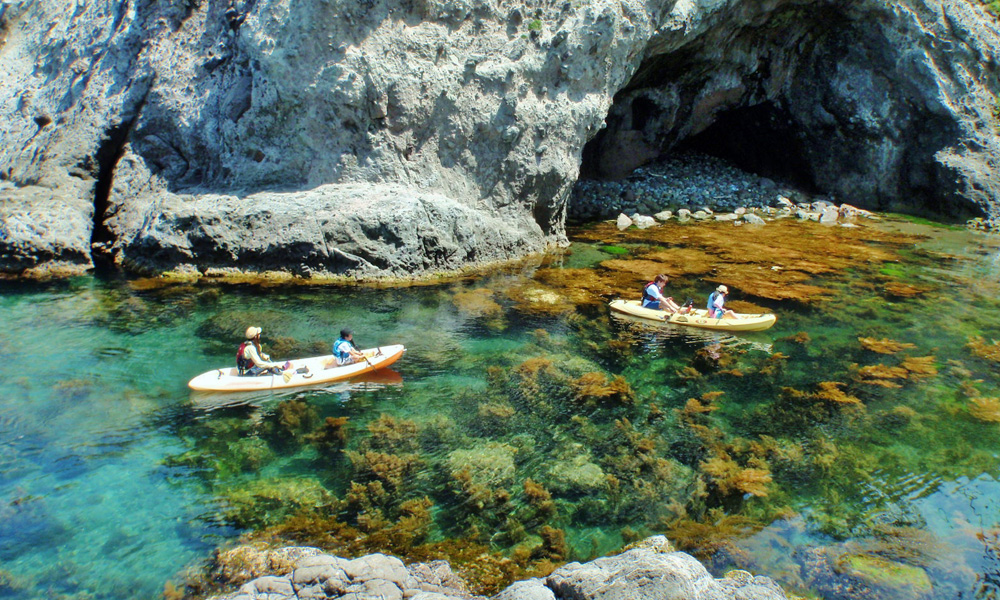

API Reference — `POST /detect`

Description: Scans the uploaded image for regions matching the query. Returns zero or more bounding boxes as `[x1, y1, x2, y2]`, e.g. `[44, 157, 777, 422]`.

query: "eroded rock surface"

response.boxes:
[1, 0, 998, 277]
[206, 537, 787, 600]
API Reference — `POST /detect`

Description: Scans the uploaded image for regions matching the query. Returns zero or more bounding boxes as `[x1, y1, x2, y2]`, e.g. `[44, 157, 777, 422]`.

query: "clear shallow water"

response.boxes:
[0, 220, 998, 599]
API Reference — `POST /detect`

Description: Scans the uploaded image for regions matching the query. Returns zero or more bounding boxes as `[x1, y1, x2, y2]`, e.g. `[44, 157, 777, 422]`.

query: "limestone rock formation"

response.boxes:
[205, 537, 788, 600]
[1, 0, 998, 278]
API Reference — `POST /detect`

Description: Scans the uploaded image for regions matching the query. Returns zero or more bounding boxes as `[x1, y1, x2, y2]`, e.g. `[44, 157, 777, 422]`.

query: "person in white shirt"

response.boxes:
[238, 326, 285, 376]
[707, 285, 738, 319]
[642, 274, 691, 314]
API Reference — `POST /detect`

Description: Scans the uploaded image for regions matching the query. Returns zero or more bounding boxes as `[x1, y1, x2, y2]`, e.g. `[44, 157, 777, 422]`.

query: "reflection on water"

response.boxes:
[0, 220, 998, 599]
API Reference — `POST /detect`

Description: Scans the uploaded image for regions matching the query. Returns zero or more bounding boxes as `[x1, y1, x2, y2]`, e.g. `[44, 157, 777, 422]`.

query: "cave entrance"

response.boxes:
[677, 101, 818, 193]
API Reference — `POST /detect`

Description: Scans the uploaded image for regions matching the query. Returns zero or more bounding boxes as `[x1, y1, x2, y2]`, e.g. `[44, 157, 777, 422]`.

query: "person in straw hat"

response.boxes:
[237, 326, 286, 376]
[707, 285, 738, 319]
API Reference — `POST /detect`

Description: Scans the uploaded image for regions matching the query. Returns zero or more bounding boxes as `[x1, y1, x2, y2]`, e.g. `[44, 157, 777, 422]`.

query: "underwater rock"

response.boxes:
[546, 450, 607, 496]
[616, 214, 633, 230]
[799, 546, 932, 600]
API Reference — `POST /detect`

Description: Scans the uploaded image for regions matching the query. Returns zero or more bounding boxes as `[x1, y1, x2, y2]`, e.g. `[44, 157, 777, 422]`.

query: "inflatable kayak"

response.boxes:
[609, 300, 776, 332]
[188, 344, 406, 392]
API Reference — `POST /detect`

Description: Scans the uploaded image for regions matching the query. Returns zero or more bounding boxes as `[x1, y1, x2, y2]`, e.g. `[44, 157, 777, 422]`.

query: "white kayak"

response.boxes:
[609, 299, 776, 332]
[187, 344, 406, 392]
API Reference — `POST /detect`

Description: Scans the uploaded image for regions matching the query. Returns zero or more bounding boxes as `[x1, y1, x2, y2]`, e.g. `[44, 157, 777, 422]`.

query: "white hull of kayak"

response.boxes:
[609, 300, 776, 332]
[187, 345, 406, 392]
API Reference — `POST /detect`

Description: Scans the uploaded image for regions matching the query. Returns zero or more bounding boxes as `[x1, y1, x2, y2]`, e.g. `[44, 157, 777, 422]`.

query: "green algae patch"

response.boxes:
[836, 553, 933, 596]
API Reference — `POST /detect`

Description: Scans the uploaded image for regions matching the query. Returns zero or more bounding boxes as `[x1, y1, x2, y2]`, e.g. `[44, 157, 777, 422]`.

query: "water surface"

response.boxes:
[0, 218, 998, 599]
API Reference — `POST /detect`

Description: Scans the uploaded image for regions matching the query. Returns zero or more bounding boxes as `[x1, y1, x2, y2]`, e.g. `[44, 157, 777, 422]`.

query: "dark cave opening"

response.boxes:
[677, 101, 819, 193]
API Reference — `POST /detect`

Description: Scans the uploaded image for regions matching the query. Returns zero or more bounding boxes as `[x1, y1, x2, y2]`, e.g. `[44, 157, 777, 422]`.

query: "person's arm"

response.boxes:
[246, 344, 280, 368]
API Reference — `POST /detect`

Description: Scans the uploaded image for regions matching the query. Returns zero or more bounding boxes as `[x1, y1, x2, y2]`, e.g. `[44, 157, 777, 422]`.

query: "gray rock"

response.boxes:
[743, 213, 766, 225]
[631, 214, 657, 229]
[653, 210, 674, 221]
[491, 579, 557, 600]
[343, 578, 404, 600]
[238, 575, 294, 599]
[541, 549, 786, 600]
[714, 213, 739, 221]
[343, 554, 409, 587]
[820, 207, 840, 223]
[3, 0, 998, 277]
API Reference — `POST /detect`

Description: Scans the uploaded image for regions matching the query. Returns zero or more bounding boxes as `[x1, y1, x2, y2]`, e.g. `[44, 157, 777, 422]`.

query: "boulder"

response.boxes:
[616, 213, 633, 230]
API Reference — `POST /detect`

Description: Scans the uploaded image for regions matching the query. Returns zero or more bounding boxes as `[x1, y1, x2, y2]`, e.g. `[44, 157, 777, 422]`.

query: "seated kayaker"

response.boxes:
[237, 326, 286, 376]
[642, 274, 691, 314]
[707, 285, 738, 319]
[331, 328, 366, 366]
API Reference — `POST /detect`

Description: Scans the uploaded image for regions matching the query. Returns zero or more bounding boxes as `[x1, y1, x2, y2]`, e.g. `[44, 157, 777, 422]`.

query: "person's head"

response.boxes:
[654, 274, 669, 286]
[340, 328, 353, 340]
[717, 285, 729, 295]
[245, 326, 262, 340]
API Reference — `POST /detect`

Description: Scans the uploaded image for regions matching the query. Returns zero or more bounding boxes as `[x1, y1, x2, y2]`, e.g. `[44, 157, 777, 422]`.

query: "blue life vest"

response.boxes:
[707, 291, 722, 315]
[333, 338, 352, 363]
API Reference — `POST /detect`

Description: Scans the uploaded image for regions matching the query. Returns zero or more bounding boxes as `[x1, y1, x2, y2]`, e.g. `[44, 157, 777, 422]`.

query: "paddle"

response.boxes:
[351, 339, 374, 368]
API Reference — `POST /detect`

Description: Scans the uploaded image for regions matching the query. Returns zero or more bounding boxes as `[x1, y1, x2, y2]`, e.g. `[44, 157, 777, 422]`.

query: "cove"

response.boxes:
[0, 217, 999, 599]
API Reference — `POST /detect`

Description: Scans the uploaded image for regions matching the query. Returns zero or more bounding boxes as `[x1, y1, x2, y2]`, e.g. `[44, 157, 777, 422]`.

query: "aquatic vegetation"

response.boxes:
[445, 442, 518, 524]
[276, 398, 319, 438]
[364, 414, 421, 454]
[853, 364, 907, 388]
[346, 450, 422, 491]
[967, 336, 1000, 363]
[453, 288, 503, 319]
[968, 397, 1000, 422]
[701, 451, 773, 497]
[813, 381, 861, 405]
[304, 416, 350, 453]
[17, 214, 998, 600]
[859, 337, 916, 354]
[662, 509, 764, 560]
[571, 372, 634, 406]
[900, 356, 938, 379]
[220, 478, 341, 529]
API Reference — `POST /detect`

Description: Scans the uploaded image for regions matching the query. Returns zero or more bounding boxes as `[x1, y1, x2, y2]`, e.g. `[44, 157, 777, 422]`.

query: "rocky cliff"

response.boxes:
[1, 0, 998, 278]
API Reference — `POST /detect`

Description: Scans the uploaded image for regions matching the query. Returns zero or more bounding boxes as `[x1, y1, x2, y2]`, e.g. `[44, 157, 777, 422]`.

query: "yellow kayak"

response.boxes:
[609, 300, 776, 332]
[188, 344, 405, 392]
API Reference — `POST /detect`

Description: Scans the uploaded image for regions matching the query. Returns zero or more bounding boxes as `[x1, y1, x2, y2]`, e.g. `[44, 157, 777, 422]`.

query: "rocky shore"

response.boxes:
[203, 537, 787, 600]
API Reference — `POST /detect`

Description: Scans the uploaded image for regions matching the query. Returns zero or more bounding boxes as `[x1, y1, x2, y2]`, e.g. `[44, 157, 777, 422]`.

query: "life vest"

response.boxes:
[236, 341, 253, 374]
[333, 338, 352, 364]
[707, 291, 722, 315]
[641, 281, 658, 303]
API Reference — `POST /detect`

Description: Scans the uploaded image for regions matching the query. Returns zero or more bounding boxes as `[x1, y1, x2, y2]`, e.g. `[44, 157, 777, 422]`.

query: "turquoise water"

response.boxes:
[0, 221, 999, 599]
